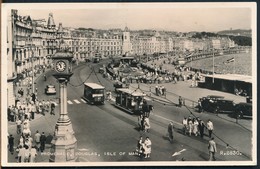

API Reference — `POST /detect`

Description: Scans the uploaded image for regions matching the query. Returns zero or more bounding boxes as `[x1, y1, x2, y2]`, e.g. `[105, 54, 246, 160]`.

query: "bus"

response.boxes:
[115, 88, 146, 114]
[83, 83, 105, 105]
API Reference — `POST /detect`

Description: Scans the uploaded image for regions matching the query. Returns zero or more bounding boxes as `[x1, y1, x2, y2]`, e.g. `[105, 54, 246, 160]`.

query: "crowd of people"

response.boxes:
[181, 116, 216, 160]
[155, 85, 166, 96]
[7, 74, 56, 162]
[8, 117, 53, 163]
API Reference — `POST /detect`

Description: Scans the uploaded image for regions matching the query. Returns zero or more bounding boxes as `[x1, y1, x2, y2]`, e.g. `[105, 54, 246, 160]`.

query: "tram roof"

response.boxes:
[84, 83, 105, 89]
[116, 88, 146, 96]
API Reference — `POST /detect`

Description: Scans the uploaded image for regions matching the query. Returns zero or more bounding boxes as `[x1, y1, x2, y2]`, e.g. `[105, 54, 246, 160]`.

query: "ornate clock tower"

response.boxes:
[49, 45, 77, 162]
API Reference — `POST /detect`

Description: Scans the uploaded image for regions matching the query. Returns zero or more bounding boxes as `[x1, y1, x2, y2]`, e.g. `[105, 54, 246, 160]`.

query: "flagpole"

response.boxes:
[212, 48, 214, 83]
[233, 57, 235, 74]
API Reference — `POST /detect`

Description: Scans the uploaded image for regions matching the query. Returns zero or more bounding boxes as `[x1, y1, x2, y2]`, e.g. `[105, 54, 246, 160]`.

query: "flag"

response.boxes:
[223, 57, 235, 64]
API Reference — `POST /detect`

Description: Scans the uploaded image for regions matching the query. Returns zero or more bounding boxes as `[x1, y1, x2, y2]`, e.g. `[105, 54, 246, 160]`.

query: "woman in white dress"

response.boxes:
[143, 137, 152, 158]
[193, 118, 199, 136]
[144, 117, 151, 133]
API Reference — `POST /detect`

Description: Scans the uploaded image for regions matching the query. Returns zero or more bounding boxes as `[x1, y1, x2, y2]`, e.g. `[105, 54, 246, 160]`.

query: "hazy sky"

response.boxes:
[12, 3, 253, 32]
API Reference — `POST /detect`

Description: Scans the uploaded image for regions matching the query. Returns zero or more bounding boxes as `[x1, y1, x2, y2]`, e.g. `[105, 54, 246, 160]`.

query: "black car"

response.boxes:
[234, 102, 252, 119]
[201, 95, 235, 113]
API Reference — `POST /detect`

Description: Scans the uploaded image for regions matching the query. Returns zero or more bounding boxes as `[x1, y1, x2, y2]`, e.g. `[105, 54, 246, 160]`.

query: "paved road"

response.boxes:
[7, 60, 253, 163]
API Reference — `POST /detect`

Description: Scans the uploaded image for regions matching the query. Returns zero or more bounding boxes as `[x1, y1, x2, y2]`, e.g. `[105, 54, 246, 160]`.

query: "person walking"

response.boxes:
[198, 119, 205, 139]
[50, 101, 56, 115]
[182, 117, 188, 135]
[178, 96, 183, 107]
[24, 145, 30, 162]
[40, 132, 46, 152]
[138, 114, 144, 131]
[8, 134, 14, 155]
[16, 118, 22, 134]
[29, 145, 37, 162]
[136, 136, 144, 157]
[188, 119, 193, 136]
[208, 137, 217, 161]
[193, 118, 199, 136]
[144, 117, 151, 133]
[167, 121, 174, 143]
[207, 119, 214, 138]
[18, 145, 26, 163]
[143, 137, 152, 158]
[198, 99, 203, 113]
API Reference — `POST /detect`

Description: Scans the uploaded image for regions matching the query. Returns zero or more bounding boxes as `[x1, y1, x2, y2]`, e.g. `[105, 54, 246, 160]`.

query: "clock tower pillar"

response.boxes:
[49, 50, 77, 162]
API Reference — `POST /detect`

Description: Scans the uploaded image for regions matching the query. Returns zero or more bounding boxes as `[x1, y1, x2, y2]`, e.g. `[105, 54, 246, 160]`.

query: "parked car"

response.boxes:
[93, 58, 100, 63]
[201, 95, 235, 113]
[45, 85, 56, 95]
[234, 102, 252, 119]
[99, 67, 105, 74]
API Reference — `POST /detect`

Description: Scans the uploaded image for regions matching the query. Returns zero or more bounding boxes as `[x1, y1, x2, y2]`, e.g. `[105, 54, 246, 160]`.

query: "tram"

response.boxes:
[82, 83, 105, 105]
[115, 88, 146, 114]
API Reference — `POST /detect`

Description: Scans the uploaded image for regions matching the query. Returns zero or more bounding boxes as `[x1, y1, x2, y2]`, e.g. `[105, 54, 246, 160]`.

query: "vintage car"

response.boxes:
[234, 102, 252, 119]
[200, 95, 235, 113]
[45, 85, 56, 95]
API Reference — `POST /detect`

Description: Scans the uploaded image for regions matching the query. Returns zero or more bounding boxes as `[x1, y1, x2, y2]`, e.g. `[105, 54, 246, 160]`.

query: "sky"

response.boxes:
[10, 3, 253, 32]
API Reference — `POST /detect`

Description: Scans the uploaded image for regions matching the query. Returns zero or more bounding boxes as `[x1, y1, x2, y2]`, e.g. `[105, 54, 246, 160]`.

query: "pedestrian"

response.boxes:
[188, 119, 193, 136]
[142, 100, 150, 117]
[8, 134, 14, 154]
[178, 96, 183, 107]
[198, 119, 205, 139]
[208, 137, 217, 161]
[45, 99, 50, 114]
[16, 118, 22, 134]
[50, 102, 55, 115]
[138, 114, 144, 131]
[40, 132, 46, 152]
[46, 133, 53, 145]
[8, 106, 12, 121]
[18, 145, 26, 163]
[136, 136, 144, 157]
[198, 99, 203, 113]
[24, 145, 30, 162]
[207, 119, 214, 138]
[29, 145, 37, 162]
[144, 117, 151, 133]
[161, 86, 165, 96]
[34, 130, 41, 151]
[167, 121, 174, 143]
[193, 118, 199, 136]
[155, 85, 158, 96]
[16, 145, 22, 162]
[19, 135, 24, 147]
[143, 137, 152, 158]
[182, 117, 188, 135]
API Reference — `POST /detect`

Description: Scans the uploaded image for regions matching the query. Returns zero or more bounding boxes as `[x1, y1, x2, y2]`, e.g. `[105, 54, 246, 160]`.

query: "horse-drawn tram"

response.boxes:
[115, 88, 146, 114]
[82, 83, 105, 105]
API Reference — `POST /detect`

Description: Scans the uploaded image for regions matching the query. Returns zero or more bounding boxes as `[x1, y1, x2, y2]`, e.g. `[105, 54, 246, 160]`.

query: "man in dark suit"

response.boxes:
[40, 132, 47, 152]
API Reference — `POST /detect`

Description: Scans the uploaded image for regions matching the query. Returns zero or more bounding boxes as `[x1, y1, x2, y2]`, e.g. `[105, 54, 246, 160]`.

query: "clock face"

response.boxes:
[55, 60, 66, 72]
